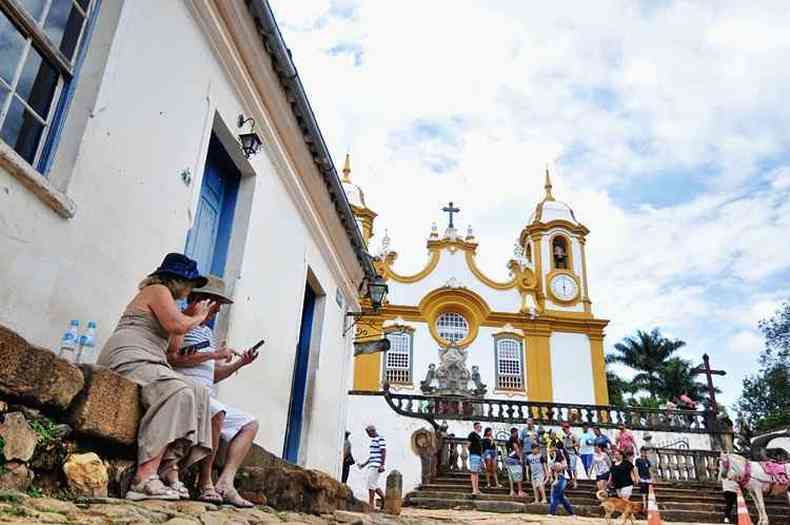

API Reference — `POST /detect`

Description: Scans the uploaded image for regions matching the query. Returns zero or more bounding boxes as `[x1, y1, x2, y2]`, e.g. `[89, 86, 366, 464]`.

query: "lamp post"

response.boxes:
[346, 275, 390, 355]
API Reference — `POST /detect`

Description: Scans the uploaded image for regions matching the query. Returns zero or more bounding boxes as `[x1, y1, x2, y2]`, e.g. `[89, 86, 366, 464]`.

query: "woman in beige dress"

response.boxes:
[97, 253, 216, 500]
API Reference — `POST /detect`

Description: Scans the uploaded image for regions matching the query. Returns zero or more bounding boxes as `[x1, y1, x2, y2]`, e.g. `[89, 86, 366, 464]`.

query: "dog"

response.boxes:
[596, 490, 644, 525]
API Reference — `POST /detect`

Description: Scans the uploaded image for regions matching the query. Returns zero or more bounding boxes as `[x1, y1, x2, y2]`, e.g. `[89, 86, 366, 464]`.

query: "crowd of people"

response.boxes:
[97, 253, 260, 505]
[466, 418, 653, 518]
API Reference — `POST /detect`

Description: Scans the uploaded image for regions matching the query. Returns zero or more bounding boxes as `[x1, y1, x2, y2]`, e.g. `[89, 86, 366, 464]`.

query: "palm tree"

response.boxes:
[656, 357, 714, 403]
[606, 329, 687, 394]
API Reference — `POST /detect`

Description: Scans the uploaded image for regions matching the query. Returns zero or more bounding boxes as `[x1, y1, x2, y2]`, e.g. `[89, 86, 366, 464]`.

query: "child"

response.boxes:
[526, 443, 548, 504]
[591, 443, 611, 492]
[634, 447, 653, 507]
[721, 477, 738, 523]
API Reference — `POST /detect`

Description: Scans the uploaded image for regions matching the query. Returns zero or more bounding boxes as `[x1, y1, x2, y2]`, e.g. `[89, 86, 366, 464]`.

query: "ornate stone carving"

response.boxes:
[420, 364, 436, 394]
[419, 343, 487, 398]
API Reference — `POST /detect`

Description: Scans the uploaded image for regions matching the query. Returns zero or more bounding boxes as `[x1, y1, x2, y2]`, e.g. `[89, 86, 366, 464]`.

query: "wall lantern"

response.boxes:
[343, 275, 390, 351]
[367, 274, 389, 311]
[238, 114, 263, 159]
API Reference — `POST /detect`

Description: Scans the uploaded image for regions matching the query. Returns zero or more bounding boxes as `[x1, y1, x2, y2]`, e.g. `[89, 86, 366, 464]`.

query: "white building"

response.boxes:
[0, 0, 374, 475]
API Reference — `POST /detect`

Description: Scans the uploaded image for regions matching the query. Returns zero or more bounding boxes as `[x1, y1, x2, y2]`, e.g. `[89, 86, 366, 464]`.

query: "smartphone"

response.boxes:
[180, 340, 210, 355]
[249, 339, 265, 353]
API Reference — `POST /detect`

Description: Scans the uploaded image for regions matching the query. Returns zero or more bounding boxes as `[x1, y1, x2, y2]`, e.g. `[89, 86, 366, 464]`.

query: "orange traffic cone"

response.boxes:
[647, 484, 663, 525]
[736, 487, 753, 525]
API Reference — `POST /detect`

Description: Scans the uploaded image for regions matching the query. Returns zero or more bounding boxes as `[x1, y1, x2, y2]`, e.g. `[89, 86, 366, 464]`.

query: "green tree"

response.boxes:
[607, 329, 686, 394]
[736, 302, 790, 432]
[655, 357, 709, 402]
[606, 370, 633, 406]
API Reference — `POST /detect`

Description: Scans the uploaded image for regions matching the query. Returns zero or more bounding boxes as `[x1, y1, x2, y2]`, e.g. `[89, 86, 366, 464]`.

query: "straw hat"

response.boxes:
[191, 274, 234, 304]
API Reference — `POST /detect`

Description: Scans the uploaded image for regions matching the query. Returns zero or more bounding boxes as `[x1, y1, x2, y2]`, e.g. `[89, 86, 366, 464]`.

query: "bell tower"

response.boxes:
[340, 154, 377, 246]
[519, 168, 592, 314]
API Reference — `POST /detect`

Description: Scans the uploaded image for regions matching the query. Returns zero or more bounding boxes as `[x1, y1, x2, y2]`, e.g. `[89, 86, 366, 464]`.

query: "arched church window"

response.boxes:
[436, 312, 469, 344]
[384, 331, 412, 384]
[495, 337, 524, 390]
[552, 236, 571, 270]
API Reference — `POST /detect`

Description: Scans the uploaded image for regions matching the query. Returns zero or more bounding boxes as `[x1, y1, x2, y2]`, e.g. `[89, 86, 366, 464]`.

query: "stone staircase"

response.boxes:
[404, 471, 790, 523]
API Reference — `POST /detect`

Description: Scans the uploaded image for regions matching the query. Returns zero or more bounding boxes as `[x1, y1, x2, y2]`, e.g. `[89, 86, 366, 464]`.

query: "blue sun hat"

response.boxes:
[149, 253, 208, 287]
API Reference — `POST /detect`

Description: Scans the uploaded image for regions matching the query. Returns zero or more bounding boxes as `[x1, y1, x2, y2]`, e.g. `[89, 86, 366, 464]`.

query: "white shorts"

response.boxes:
[209, 397, 256, 442]
[616, 486, 633, 499]
[366, 467, 382, 490]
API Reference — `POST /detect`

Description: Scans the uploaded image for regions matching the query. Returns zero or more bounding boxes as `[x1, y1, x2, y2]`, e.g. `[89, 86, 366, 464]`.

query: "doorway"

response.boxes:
[283, 283, 318, 463]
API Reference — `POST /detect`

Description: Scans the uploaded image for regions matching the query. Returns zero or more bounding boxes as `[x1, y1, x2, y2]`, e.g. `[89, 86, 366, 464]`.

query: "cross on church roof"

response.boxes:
[442, 202, 460, 229]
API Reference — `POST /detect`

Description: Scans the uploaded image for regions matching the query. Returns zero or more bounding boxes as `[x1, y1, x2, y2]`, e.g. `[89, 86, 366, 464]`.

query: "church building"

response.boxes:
[343, 160, 610, 497]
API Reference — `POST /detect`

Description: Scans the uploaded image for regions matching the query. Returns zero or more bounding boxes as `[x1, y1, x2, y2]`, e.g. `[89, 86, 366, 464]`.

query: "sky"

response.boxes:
[269, 0, 790, 408]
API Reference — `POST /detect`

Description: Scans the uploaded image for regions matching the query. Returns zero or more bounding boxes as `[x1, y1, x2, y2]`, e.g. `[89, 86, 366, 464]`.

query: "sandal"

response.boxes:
[168, 479, 190, 500]
[217, 486, 255, 508]
[197, 486, 223, 504]
[126, 475, 180, 501]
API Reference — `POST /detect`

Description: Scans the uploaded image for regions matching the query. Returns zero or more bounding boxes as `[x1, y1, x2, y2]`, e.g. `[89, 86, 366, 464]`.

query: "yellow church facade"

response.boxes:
[343, 162, 609, 405]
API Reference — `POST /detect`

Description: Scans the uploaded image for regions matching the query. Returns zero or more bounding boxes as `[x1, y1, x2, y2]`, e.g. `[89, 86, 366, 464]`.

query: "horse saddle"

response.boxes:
[761, 461, 790, 485]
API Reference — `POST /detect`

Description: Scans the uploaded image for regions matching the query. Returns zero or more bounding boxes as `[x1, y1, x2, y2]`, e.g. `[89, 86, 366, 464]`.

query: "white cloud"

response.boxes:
[729, 330, 765, 354]
[271, 0, 790, 406]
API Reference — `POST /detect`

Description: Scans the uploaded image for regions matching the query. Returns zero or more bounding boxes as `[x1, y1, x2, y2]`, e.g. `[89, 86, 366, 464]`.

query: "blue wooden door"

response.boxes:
[283, 284, 317, 463]
[186, 136, 240, 277]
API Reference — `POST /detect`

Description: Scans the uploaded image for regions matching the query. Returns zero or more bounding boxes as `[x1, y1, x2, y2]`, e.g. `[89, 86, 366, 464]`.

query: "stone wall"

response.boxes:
[0, 324, 364, 513]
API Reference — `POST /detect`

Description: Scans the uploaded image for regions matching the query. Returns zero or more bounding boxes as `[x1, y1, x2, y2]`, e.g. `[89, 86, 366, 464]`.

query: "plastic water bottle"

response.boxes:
[58, 320, 80, 363]
[77, 321, 97, 364]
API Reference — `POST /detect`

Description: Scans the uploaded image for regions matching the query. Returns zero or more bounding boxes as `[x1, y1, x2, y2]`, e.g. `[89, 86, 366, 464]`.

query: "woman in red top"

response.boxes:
[615, 424, 636, 459]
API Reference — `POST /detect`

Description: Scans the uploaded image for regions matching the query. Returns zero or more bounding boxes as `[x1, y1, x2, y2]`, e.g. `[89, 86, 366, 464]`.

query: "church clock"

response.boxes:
[549, 274, 579, 302]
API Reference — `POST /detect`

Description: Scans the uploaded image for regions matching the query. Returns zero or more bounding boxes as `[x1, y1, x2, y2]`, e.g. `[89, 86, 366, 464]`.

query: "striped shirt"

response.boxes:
[177, 325, 216, 394]
[367, 435, 386, 468]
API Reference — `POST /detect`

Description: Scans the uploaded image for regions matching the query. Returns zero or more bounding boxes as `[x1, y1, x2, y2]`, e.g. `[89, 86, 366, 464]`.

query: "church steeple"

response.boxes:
[543, 166, 555, 202]
[339, 152, 377, 246]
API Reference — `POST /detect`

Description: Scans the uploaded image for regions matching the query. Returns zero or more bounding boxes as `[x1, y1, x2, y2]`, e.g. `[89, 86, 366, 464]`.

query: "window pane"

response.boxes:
[1, 95, 45, 162]
[19, 0, 47, 22]
[16, 46, 58, 118]
[0, 11, 27, 85]
[44, 0, 85, 60]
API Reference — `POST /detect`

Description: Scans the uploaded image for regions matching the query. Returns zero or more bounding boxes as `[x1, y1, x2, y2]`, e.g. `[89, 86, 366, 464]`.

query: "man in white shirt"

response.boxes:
[358, 425, 386, 510]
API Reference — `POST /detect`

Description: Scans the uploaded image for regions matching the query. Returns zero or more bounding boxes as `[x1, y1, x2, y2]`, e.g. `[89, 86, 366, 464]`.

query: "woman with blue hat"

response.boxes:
[97, 253, 216, 501]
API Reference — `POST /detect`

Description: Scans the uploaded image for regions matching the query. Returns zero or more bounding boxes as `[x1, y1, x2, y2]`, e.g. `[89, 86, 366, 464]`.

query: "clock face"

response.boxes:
[550, 274, 578, 301]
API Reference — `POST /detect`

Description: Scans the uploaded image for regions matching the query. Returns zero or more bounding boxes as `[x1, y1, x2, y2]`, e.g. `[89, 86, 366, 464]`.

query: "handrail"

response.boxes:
[382, 386, 725, 434]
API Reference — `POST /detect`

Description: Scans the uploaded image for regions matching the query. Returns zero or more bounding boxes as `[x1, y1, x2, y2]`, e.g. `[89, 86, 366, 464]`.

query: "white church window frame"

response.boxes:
[436, 312, 469, 344]
[383, 330, 413, 385]
[494, 336, 524, 391]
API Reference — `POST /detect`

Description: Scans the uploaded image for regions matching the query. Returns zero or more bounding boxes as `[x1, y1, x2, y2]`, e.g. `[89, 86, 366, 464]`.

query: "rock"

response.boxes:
[333, 510, 370, 524]
[382, 470, 402, 516]
[0, 400, 7, 412]
[69, 366, 142, 446]
[0, 412, 38, 461]
[27, 497, 79, 515]
[473, 500, 526, 513]
[0, 325, 84, 410]
[63, 453, 109, 497]
[0, 462, 33, 492]
[162, 518, 200, 525]
[236, 465, 366, 515]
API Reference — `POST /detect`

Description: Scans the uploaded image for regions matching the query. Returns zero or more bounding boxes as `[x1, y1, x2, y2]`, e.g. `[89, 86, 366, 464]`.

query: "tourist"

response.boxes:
[358, 425, 386, 510]
[560, 422, 580, 488]
[593, 426, 612, 451]
[608, 448, 638, 500]
[548, 441, 576, 517]
[579, 424, 596, 477]
[342, 431, 354, 484]
[635, 447, 653, 507]
[721, 475, 738, 523]
[520, 418, 538, 480]
[615, 424, 637, 459]
[481, 427, 500, 489]
[97, 253, 214, 500]
[168, 276, 260, 506]
[591, 443, 612, 492]
[467, 422, 483, 495]
[526, 443, 548, 504]
[537, 426, 548, 458]
[505, 427, 527, 497]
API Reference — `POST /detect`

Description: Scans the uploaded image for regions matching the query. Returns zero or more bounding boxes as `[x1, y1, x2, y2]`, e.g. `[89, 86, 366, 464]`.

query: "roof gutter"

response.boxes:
[246, 0, 376, 282]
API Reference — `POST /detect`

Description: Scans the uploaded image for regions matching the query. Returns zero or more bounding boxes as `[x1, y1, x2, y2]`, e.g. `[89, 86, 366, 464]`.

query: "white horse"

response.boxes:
[719, 452, 790, 525]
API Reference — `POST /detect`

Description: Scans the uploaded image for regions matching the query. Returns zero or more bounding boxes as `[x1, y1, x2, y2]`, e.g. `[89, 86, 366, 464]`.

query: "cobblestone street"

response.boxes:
[0, 494, 704, 525]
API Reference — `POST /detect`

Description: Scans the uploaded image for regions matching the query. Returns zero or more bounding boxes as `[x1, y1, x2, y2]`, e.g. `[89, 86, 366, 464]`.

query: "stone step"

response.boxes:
[407, 490, 790, 516]
[404, 496, 787, 523]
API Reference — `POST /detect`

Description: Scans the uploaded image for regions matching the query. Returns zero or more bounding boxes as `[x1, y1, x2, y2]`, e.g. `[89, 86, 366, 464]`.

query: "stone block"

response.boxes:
[235, 465, 367, 515]
[63, 453, 109, 497]
[0, 412, 38, 462]
[0, 461, 33, 492]
[69, 366, 141, 446]
[0, 324, 84, 410]
[382, 470, 402, 516]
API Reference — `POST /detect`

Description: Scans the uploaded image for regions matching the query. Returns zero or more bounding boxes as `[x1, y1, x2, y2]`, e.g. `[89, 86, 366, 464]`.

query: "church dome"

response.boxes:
[529, 168, 578, 224]
[340, 154, 367, 209]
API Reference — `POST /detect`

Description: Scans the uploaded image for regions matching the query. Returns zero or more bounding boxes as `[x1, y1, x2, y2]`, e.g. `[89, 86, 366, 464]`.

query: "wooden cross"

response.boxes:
[692, 353, 726, 413]
[442, 201, 460, 229]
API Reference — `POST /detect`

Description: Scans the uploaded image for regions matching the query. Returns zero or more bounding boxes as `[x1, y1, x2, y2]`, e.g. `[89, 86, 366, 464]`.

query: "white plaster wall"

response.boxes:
[0, 0, 352, 476]
[550, 332, 595, 404]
